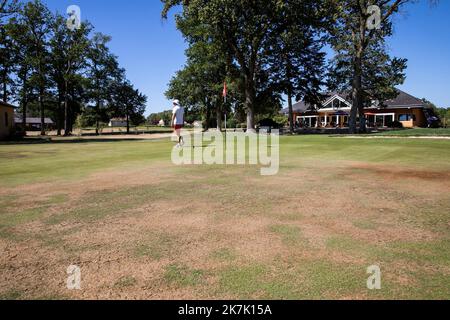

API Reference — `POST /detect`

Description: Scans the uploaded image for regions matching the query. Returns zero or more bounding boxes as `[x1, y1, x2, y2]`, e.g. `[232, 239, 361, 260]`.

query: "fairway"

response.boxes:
[0, 136, 449, 300]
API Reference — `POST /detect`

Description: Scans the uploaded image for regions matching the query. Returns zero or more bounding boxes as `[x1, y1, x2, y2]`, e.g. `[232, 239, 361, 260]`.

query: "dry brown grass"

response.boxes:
[1, 138, 449, 300]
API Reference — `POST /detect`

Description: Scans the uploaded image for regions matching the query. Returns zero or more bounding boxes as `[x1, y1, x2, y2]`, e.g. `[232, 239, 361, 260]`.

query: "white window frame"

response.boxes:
[297, 116, 319, 127]
[371, 113, 395, 127]
[322, 95, 352, 110]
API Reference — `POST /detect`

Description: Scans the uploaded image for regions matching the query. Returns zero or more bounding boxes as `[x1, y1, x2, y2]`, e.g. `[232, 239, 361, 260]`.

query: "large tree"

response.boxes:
[327, 0, 435, 133]
[266, 0, 329, 133]
[5, 12, 34, 130]
[163, 0, 287, 130]
[108, 79, 147, 134]
[19, 0, 52, 135]
[85, 32, 122, 135]
[49, 14, 91, 135]
[166, 34, 232, 130]
[0, 23, 14, 101]
[0, 0, 18, 25]
[0, 0, 19, 102]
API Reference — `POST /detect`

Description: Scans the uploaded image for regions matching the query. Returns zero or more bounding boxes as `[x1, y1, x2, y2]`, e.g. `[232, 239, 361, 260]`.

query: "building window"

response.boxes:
[4, 112, 8, 127]
[399, 114, 415, 122]
[331, 99, 344, 110]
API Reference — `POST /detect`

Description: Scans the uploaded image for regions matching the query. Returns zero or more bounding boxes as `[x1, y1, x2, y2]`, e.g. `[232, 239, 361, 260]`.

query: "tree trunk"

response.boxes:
[245, 79, 256, 131]
[2, 70, 7, 102]
[288, 89, 294, 134]
[64, 80, 70, 136]
[39, 89, 45, 136]
[21, 79, 28, 135]
[126, 113, 130, 134]
[56, 96, 62, 136]
[216, 100, 222, 131]
[204, 98, 211, 131]
[359, 105, 367, 133]
[95, 99, 100, 135]
[22, 100, 27, 135]
[350, 55, 363, 134]
[95, 71, 100, 135]
[246, 108, 255, 132]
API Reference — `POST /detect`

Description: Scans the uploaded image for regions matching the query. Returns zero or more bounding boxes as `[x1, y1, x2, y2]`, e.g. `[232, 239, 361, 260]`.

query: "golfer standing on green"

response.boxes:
[171, 99, 184, 148]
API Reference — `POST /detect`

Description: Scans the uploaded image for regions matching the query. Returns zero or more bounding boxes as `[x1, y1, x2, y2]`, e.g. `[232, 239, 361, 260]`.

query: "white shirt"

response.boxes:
[173, 105, 184, 125]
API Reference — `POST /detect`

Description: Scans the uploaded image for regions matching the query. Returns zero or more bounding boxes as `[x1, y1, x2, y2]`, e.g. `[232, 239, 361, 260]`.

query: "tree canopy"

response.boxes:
[0, 0, 148, 136]
[162, 0, 330, 130]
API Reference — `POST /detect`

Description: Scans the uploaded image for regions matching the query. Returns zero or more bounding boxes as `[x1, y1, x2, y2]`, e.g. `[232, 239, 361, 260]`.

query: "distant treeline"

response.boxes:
[0, 0, 147, 135]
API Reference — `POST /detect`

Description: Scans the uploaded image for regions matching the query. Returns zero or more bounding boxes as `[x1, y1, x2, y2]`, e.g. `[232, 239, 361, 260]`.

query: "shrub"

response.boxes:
[226, 118, 238, 129]
[9, 126, 25, 139]
[272, 115, 289, 127]
[258, 118, 279, 128]
[391, 121, 404, 129]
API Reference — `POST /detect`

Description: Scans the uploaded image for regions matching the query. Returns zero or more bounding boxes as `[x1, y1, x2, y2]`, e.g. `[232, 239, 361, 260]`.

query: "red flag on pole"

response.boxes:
[223, 81, 227, 98]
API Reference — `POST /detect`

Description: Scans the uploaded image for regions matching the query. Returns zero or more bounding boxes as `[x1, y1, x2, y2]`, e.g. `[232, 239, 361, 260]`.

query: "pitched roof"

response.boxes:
[323, 92, 351, 103]
[383, 90, 425, 107]
[14, 115, 54, 124]
[283, 89, 426, 113]
[291, 101, 312, 113]
[0, 101, 17, 109]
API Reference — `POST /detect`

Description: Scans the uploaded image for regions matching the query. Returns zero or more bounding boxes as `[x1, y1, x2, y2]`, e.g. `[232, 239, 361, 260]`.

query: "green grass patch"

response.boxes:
[210, 248, 237, 262]
[45, 184, 177, 225]
[219, 264, 268, 298]
[218, 263, 302, 299]
[327, 234, 450, 267]
[134, 233, 178, 260]
[218, 260, 368, 299]
[375, 128, 450, 137]
[0, 139, 171, 186]
[326, 235, 395, 261]
[269, 224, 303, 246]
[389, 239, 450, 266]
[2, 135, 450, 187]
[164, 264, 205, 287]
[0, 290, 23, 300]
[44, 194, 69, 205]
[296, 260, 365, 299]
[353, 219, 379, 230]
[0, 206, 48, 229]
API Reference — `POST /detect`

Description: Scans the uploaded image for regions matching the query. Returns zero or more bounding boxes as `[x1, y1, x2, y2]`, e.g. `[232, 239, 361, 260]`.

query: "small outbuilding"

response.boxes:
[0, 101, 16, 139]
[14, 115, 55, 131]
[109, 118, 128, 127]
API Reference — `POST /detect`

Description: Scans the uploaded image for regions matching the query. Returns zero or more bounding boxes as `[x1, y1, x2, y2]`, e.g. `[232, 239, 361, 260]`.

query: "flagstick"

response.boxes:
[224, 96, 227, 132]
[224, 95, 227, 148]
[223, 81, 228, 150]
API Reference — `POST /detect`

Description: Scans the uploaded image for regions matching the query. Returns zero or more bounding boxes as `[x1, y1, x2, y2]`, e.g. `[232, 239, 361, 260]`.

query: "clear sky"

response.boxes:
[45, 0, 450, 115]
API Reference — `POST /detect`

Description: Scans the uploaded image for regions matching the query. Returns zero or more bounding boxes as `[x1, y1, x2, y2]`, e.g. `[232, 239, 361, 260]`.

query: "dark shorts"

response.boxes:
[174, 125, 183, 130]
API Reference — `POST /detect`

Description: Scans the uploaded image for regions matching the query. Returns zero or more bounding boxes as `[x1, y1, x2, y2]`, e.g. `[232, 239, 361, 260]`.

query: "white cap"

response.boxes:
[173, 99, 180, 106]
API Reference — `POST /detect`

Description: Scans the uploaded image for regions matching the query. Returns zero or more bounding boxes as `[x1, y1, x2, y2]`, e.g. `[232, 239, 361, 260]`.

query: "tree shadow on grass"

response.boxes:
[0, 137, 169, 146]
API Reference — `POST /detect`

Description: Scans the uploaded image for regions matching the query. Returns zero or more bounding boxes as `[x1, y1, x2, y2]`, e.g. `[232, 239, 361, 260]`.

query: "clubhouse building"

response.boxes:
[283, 89, 439, 129]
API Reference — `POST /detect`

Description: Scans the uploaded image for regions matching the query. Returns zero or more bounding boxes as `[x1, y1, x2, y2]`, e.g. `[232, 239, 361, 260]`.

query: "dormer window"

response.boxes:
[331, 98, 344, 109]
[322, 95, 351, 110]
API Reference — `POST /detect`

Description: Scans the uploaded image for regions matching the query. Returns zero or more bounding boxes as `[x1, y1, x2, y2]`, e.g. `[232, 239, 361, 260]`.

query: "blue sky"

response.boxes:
[46, 0, 450, 115]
